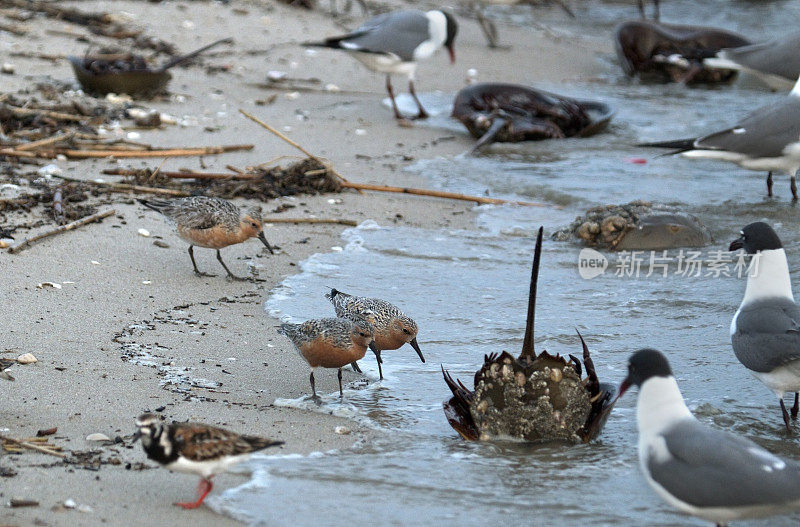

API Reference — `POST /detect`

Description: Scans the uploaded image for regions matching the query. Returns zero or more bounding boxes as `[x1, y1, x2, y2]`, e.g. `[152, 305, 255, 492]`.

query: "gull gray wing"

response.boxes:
[732, 298, 800, 373]
[694, 97, 800, 158]
[648, 419, 800, 509]
[342, 10, 430, 61]
[719, 32, 800, 81]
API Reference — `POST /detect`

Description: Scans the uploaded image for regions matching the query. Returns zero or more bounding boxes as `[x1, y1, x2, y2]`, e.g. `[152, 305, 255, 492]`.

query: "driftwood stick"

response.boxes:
[6, 106, 88, 122]
[263, 217, 358, 226]
[101, 168, 251, 180]
[56, 145, 253, 159]
[238, 109, 353, 186]
[7, 209, 116, 254]
[53, 174, 191, 197]
[0, 435, 66, 458]
[15, 131, 76, 151]
[339, 182, 550, 207]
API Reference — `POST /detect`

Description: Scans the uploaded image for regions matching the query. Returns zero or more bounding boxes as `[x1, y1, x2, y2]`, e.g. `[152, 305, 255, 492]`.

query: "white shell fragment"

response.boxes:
[137, 229, 151, 237]
[63, 499, 76, 509]
[86, 433, 111, 441]
[17, 353, 37, 364]
[334, 426, 351, 435]
[1, 63, 15, 74]
[36, 282, 62, 290]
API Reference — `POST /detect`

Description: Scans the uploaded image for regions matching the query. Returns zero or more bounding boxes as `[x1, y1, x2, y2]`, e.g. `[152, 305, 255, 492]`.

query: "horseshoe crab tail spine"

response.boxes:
[469, 116, 509, 154]
[520, 226, 543, 361]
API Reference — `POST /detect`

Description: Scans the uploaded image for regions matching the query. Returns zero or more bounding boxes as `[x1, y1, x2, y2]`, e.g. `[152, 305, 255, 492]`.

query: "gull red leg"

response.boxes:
[408, 80, 429, 120]
[386, 75, 404, 120]
[175, 478, 214, 509]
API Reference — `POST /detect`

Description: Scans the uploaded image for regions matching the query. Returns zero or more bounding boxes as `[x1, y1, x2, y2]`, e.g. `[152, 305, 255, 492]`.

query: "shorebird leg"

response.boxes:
[189, 246, 216, 277]
[216, 250, 247, 281]
[792, 173, 798, 201]
[175, 478, 213, 509]
[385, 75, 405, 121]
[793, 393, 799, 419]
[408, 81, 429, 120]
[766, 172, 773, 197]
[369, 342, 384, 380]
[780, 399, 793, 432]
[475, 6, 500, 48]
[309, 371, 321, 403]
[337, 368, 344, 398]
[350, 361, 363, 373]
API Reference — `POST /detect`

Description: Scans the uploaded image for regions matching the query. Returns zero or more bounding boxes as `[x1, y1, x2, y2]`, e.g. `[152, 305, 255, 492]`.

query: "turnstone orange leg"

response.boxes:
[175, 478, 214, 509]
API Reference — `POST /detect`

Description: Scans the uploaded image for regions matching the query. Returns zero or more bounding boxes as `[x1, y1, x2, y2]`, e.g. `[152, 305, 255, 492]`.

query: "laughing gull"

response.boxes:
[620, 348, 800, 525]
[639, 75, 800, 199]
[303, 9, 457, 121]
[729, 221, 800, 431]
[705, 31, 800, 91]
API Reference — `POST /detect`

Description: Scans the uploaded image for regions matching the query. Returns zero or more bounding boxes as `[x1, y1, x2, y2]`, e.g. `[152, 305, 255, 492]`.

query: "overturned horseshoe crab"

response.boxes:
[69, 38, 232, 96]
[442, 227, 617, 443]
[615, 20, 751, 84]
[452, 83, 614, 154]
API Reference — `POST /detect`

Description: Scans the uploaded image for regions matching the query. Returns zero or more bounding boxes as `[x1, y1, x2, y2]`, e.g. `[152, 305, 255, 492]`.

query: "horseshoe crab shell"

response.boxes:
[442, 227, 617, 443]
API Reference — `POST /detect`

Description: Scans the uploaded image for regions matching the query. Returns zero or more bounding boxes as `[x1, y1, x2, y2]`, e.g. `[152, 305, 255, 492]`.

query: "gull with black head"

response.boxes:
[303, 9, 458, 122]
[620, 348, 800, 526]
[729, 221, 800, 431]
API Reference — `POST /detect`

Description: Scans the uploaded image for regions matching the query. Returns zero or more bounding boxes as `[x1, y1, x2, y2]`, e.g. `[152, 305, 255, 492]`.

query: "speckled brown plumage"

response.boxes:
[279, 317, 373, 399]
[326, 288, 423, 380]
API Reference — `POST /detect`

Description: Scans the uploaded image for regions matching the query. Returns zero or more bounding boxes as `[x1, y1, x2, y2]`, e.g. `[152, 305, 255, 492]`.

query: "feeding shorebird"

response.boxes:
[326, 288, 423, 380]
[639, 75, 800, 199]
[133, 413, 283, 509]
[729, 222, 800, 431]
[0, 359, 14, 381]
[704, 31, 800, 91]
[138, 197, 274, 280]
[620, 348, 800, 525]
[303, 9, 458, 121]
[279, 317, 373, 400]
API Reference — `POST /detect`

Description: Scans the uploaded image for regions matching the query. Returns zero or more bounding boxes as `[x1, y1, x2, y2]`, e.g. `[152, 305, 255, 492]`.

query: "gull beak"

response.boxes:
[729, 235, 744, 252]
[409, 338, 425, 363]
[618, 377, 631, 398]
[258, 231, 275, 255]
[447, 45, 455, 64]
[132, 429, 142, 443]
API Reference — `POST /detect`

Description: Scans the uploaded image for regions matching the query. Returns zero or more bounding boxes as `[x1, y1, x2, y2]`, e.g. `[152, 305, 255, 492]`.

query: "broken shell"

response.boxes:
[86, 433, 110, 441]
[1, 63, 15, 74]
[334, 426, 350, 435]
[0, 240, 9, 249]
[515, 371, 526, 386]
[36, 282, 61, 290]
[476, 400, 489, 414]
[550, 368, 563, 383]
[63, 499, 76, 509]
[17, 353, 37, 364]
[137, 228, 151, 237]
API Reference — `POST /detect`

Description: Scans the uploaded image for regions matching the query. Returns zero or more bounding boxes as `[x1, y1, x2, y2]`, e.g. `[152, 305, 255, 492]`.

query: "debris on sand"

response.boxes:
[551, 200, 712, 250]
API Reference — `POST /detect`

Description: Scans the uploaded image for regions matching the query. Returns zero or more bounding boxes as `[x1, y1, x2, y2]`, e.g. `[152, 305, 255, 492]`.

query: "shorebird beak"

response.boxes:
[447, 45, 455, 64]
[132, 430, 142, 443]
[258, 231, 275, 255]
[729, 236, 744, 252]
[409, 338, 425, 363]
[618, 377, 631, 398]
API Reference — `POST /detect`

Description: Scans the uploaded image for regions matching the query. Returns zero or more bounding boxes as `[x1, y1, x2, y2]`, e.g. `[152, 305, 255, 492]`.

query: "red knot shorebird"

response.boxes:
[134, 413, 283, 509]
[326, 288, 423, 380]
[138, 196, 274, 280]
[278, 317, 373, 400]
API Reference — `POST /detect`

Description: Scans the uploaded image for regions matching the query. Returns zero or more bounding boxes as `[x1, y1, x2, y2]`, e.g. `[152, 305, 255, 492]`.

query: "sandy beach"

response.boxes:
[0, 0, 607, 525]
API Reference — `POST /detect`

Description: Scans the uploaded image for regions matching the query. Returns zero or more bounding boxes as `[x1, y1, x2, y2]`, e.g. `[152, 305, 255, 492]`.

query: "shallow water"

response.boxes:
[217, 2, 800, 525]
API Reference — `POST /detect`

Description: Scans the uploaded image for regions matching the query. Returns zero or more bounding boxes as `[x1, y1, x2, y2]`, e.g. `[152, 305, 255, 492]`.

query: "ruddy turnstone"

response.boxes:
[278, 317, 373, 399]
[134, 413, 284, 509]
[138, 196, 274, 280]
[326, 288, 423, 380]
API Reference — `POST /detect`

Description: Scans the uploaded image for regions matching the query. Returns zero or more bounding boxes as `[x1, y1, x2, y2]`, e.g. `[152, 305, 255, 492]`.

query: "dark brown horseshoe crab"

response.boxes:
[69, 38, 232, 96]
[442, 227, 617, 443]
[615, 20, 751, 84]
[451, 83, 614, 153]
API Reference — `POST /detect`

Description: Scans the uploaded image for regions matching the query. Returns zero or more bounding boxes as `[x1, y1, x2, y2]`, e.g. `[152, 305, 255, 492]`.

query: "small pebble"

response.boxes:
[1, 63, 14, 74]
[63, 499, 76, 509]
[334, 426, 350, 435]
[17, 353, 37, 364]
[137, 229, 151, 237]
[153, 240, 169, 248]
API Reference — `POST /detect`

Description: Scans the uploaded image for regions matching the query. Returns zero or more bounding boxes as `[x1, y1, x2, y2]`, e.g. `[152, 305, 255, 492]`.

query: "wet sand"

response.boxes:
[0, 0, 607, 524]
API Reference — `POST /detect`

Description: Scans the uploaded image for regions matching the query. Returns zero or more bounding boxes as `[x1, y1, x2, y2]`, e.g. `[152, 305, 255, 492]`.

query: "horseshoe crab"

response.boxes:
[442, 227, 617, 443]
[68, 38, 232, 96]
[551, 200, 712, 250]
[452, 83, 614, 153]
[615, 20, 751, 84]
